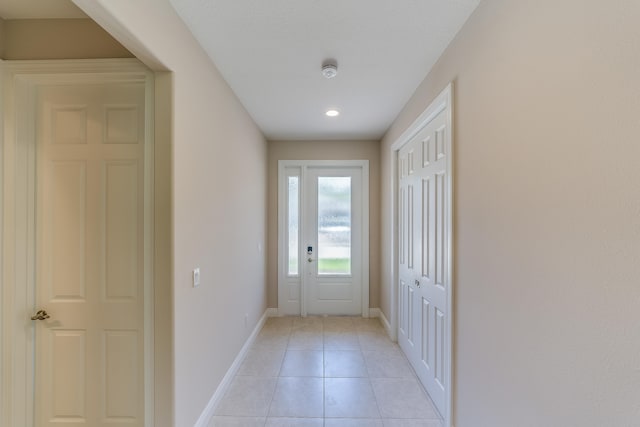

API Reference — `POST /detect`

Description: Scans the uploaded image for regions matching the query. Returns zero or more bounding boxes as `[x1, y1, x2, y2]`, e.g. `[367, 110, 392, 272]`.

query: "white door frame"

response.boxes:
[0, 59, 155, 427]
[389, 83, 454, 427]
[278, 160, 369, 317]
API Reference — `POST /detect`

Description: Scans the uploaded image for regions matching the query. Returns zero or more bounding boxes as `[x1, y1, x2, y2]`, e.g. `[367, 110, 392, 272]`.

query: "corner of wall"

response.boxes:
[153, 70, 174, 427]
[369, 308, 393, 339]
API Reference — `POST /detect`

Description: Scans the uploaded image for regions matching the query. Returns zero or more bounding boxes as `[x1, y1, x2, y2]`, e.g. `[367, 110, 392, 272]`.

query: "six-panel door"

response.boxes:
[35, 82, 146, 426]
[398, 109, 449, 416]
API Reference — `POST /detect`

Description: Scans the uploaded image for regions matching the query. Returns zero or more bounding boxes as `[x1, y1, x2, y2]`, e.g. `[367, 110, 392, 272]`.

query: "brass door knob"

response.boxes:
[31, 310, 50, 321]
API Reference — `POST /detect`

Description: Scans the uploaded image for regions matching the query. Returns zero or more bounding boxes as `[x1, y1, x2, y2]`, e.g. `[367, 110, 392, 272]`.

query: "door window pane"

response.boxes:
[288, 176, 299, 276]
[317, 177, 351, 275]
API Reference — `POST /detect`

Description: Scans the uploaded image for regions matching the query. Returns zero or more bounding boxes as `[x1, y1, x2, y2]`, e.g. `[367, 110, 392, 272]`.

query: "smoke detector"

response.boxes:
[322, 61, 338, 79]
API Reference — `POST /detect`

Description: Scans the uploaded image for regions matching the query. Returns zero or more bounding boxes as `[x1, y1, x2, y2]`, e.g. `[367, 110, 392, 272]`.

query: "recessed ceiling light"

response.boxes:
[325, 109, 340, 117]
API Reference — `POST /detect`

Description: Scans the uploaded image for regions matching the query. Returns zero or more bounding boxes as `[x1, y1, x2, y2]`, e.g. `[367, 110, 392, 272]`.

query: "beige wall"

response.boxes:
[0, 18, 5, 58]
[267, 140, 381, 309]
[74, 1, 269, 425]
[2, 19, 132, 60]
[381, 1, 640, 426]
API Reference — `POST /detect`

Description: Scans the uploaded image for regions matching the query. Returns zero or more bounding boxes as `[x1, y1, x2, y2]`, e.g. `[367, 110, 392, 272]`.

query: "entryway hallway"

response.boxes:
[210, 316, 442, 427]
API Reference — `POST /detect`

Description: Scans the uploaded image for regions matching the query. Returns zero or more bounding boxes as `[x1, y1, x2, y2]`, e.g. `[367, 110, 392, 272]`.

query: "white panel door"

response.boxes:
[305, 167, 363, 315]
[34, 82, 146, 427]
[398, 109, 449, 416]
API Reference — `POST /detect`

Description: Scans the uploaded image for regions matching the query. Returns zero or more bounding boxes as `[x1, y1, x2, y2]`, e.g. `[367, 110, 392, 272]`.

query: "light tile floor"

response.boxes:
[210, 316, 443, 427]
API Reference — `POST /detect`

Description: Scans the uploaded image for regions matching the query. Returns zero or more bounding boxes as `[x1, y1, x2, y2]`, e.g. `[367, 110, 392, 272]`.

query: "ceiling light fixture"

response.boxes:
[322, 60, 338, 79]
[325, 109, 340, 117]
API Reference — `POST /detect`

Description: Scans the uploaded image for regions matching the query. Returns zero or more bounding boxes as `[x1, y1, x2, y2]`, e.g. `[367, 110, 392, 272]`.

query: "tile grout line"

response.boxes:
[264, 320, 292, 427]
[322, 319, 326, 427]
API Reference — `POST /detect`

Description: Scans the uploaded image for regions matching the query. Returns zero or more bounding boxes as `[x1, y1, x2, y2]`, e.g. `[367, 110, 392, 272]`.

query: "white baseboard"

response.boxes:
[369, 307, 392, 339]
[194, 309, 270, 427]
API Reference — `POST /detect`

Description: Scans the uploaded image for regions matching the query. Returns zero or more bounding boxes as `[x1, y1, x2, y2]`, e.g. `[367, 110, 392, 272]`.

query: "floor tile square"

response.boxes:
[363, 350, 414, 378]
[325, 350, 367, 377]
[325, 418, 384, 427]
[325, 377, 380, 418]
[288, 329, 324, 349]
[358, 330, 399, 352]
[293, 316, 324, 329]
[383, 419, 443, 427]
[264, 316, 294, 329]
[353, 317, 385, 332]
[280, 350, 323, 377]
[269, 377, 324, 417]
[323, 316, 356, 332]
[371, 378, 440, 419]
[237, 348, 285, 377]
[253, 328, 290, 349]
[265, 418, 323, 427]
[214, 377, 277, 417]
[208, 416, 265, 427]
[324, 331, 361, 349]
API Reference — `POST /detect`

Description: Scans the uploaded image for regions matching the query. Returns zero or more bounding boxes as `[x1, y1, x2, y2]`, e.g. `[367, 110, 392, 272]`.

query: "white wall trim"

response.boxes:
[389, 83, 454, 427]
[194, 309, 271, 427]
[1, 59, 154, 427]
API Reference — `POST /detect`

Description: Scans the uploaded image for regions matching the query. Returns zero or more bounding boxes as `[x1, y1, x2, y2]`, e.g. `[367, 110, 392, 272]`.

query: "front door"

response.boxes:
[304, 166, 364, 315]
[398, 106, 450, 417]
[278, 162, 369, 316]
[34, 82, 146, 426]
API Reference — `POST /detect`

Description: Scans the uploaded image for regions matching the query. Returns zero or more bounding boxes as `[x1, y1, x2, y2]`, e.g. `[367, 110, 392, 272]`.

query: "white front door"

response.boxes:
[278, 161, 369, 316]
[398, 105, 450, 417]
[305, 166, 363, 315]
[34, 82, 146, 426]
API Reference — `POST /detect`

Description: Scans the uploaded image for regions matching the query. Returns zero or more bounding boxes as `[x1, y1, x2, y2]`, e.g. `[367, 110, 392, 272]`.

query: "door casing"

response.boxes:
[277, 160, 370, 317]
[389, 83, 454, 427]
[0, 59, 155, 427]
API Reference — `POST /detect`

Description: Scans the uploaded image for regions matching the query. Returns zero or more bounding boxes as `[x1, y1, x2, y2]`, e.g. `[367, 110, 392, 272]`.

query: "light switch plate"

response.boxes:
[192, 267, 200, 287]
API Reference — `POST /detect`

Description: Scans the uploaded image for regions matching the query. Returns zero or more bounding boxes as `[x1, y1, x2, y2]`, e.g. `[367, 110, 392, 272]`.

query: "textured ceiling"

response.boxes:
[0, 0, 86, 19]
[169, 0, 481, 140]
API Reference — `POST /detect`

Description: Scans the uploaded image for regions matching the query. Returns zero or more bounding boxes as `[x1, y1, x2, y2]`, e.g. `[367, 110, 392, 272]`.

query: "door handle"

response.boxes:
[414, 279, 421, 288]
[308, 257, 314, 263]
[31, 310, 50, 321]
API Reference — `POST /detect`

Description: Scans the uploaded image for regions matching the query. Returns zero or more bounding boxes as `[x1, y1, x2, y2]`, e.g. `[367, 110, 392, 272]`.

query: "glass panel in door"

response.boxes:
[317, 177, 351, 275]
[287, 176, 300, 276]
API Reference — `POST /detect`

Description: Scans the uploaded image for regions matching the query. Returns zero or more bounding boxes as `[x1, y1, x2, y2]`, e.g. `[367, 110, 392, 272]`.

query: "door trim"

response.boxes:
[0, 59, 155, 427]
[389, 83, 453, 427]
[278, 160, 370, 317]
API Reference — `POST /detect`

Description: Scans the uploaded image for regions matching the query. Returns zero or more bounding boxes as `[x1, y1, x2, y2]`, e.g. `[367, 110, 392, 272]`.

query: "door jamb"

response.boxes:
[389, 83, 453, 427]
[0, 59, 155, 427]
[277, 160, 370, 318]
